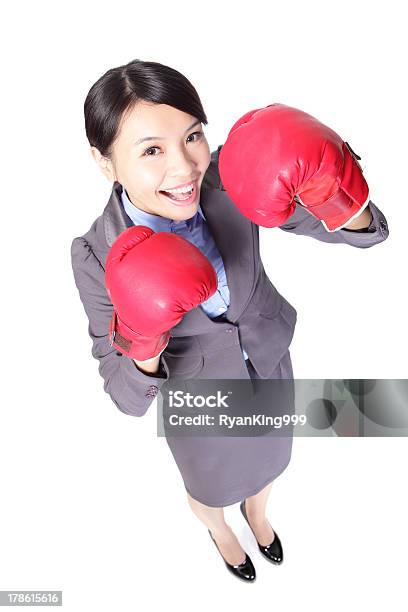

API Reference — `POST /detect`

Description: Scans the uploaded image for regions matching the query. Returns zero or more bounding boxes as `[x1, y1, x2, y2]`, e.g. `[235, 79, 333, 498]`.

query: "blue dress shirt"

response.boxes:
[120, 186, 249, 361]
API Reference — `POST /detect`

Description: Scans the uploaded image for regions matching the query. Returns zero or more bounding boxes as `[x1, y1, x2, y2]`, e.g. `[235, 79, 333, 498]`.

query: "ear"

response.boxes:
[90, 146, 117, 182]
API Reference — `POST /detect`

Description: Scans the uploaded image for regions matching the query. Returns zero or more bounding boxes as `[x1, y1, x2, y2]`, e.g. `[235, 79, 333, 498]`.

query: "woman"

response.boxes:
[71, 59, 389, 583]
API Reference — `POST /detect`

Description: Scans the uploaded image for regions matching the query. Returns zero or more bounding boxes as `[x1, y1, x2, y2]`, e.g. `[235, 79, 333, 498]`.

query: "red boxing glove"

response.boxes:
[219, 103, 370, 232]
[105, 226, 217, 361]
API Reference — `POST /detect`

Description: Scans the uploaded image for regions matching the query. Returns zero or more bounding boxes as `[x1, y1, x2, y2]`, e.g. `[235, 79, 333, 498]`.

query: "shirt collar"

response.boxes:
[120, 185, 206, 232]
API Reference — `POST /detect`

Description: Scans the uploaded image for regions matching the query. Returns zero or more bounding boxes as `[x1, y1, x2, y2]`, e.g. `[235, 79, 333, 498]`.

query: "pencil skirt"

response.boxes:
[164, 349, 295, 508]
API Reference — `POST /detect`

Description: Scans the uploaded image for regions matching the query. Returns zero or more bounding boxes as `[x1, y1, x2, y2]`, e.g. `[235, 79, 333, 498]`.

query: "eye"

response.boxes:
[143, 146, 161, 157]
[142, 131, 204, 157]
[187, 131, 204, 143]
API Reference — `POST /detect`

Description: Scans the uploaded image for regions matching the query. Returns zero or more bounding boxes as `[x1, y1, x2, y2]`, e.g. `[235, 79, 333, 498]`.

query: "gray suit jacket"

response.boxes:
[71, 147, 389, 417]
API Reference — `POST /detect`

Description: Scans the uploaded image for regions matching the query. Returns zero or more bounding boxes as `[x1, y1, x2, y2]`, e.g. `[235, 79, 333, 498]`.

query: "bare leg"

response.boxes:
[186, 492, 246, 566]
[244, 481, 276, 546]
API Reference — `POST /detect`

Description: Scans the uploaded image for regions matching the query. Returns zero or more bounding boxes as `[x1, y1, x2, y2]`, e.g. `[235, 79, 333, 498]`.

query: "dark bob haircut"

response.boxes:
[84, 58, 208, 158]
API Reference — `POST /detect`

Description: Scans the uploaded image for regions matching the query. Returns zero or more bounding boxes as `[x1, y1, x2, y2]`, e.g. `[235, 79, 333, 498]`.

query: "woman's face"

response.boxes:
[92, 101, 211, 221]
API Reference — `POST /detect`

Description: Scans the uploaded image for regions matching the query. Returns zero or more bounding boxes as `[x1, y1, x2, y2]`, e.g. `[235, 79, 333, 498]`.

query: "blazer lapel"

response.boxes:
[99, 182, 256, 336]
[198, 188, 256, 322]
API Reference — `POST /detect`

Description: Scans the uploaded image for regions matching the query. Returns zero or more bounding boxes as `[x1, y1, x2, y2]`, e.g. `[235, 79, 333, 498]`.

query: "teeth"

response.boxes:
[163, 183, 194, 194]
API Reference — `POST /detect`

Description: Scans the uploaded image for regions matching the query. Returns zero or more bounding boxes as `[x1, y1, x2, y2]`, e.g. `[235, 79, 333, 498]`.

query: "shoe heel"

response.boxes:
[208, 529, 256, 582]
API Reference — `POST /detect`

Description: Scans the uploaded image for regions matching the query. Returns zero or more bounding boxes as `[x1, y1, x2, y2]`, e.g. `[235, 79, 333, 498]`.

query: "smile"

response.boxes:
[159, 181, 198, 207]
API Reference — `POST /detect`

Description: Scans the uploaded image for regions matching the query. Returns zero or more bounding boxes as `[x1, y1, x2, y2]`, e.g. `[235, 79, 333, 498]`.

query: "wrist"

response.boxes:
[133, 354, 161, 375]
[342, 207, 373, 230]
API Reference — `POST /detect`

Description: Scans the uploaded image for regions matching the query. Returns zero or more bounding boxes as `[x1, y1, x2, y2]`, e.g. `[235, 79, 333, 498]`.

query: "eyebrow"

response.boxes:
[134, 120, 202, 146]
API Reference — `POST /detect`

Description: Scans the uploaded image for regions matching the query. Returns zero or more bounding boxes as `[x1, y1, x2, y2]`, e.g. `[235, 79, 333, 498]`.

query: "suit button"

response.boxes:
[379, 220, 387, 237]
[145, 385, 158, 398]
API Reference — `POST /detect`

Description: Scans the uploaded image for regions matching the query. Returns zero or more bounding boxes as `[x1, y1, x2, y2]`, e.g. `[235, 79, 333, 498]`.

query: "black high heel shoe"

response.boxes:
[240, 499, 283, 564]
[208, 529, 256, 582]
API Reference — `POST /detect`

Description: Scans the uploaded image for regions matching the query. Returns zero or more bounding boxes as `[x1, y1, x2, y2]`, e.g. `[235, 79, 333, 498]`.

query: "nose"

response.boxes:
[167, 146, 197, 177]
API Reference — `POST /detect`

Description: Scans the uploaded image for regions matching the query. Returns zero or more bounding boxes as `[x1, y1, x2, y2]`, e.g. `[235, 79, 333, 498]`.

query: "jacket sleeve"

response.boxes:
[70, 236, 170, 417]
[277, 199, 389, 248]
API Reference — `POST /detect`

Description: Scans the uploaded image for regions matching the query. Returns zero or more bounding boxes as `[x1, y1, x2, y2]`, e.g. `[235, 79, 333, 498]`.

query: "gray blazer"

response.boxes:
[71, 147, 389, 418]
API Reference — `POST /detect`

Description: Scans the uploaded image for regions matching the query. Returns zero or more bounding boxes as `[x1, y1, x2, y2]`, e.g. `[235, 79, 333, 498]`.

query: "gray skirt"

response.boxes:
[164, 350, 294, 507]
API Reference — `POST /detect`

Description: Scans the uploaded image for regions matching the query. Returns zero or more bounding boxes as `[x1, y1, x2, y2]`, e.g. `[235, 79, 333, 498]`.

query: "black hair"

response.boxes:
[84, 58, 208, 158]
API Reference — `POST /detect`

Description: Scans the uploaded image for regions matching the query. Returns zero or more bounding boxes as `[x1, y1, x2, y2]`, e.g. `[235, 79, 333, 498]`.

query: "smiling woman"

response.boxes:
[84, 59, 211, 222]
[74, 58, 302, 584]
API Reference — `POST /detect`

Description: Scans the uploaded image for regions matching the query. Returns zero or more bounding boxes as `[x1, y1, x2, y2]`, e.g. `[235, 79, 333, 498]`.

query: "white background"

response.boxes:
[1, 0, 406, 610]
